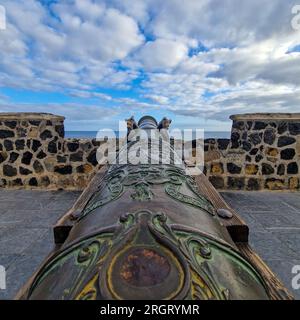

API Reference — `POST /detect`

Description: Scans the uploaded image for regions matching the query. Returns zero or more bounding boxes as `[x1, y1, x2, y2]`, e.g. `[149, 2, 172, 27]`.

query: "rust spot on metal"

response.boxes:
[120, 248, 170, 287]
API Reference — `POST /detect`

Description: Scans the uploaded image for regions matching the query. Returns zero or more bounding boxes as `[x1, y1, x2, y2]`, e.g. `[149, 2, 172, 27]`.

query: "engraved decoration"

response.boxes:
[78, 165, 216, 221]
[27, 210, 269, 300]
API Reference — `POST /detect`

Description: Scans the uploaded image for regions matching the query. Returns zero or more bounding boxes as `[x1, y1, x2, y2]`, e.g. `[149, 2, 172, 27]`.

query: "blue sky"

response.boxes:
[0, 0, 300, 131]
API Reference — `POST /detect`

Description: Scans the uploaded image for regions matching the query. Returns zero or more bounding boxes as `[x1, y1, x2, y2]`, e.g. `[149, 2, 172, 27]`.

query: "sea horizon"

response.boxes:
[65, 131, 231, 139]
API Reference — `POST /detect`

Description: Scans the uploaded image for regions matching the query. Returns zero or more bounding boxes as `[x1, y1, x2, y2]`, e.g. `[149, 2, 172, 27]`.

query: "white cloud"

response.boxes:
[134, 39, 188, 70]
[0, 0, 300, 126]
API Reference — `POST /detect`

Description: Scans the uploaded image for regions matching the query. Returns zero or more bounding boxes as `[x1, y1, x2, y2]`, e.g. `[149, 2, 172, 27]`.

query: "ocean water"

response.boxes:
[65, 131, 231, 139]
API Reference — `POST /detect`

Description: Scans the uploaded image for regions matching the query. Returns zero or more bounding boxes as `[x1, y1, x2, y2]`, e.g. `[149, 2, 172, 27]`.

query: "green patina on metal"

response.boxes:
[22, 115, 278, 300]
[28, 210, 269, 300]
[79, 164, 215, 221]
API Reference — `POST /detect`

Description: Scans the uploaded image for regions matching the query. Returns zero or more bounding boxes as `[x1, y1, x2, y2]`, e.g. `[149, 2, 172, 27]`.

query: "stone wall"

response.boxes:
[0, 113, 103, 190]
[204, 113, 300, 191]
[0, 112, 299, 191]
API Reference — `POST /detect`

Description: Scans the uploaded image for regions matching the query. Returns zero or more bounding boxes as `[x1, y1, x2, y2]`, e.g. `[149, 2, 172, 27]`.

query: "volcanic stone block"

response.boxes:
[0, 178, 7, 187]
[67, 141, 79, 152]
[32, 140, 42, 152]
[20, 167, 33, 175]
[232, 121, 245, 130]
[253, 121, 267, 130]
[70, 151, 83, 162]
[230, 132, 240, 148]
[217, 139, 230, 150]
[48, 141, 57, 153]
[288, 122, 300, 135]
[29, 177, 38, 186]
[247, 178, 261, 190]
[4, 121, 17, 129]
[4, 140, 13, 151]
[21, 151, 33, 165]
[263, 129, 276, 145]
[262, 163, 274, 175]
[265, 178, 285, 190]
[55, 125, 64, 138]
[17, 127, 27, 137]
[0, 151, 8, 163]
[250, 148, 258, 155]
[211, 163, 223, 174]
[11, 178, 23, 186]
[37, 150, 47, 159]
[54, 165, 73, 175]
[227, 177, 245, 190]
[208, 176, 224, 189]
[9, 152, 19, 163]
[0, 130, 15, 139]
[289, 177, 299, 189]
[40, 130, 53, 140]
[249, 133, 261, 145]
[28, 127, 39, 138]
[80, 141, 93, 152]
[33, 160, 44, 173]
[244, 121, 251, 129]
[29, 120, 41, 126]
[40, 176, 51, 187]
[266, 148, 278, 157]
[280, 148, 295, 160]
[87, 149, 98, 166]
[57, 155, 67, 163]
[242, 141, 252, 151]
[287, 162, 298, 174]
[245, 164, 259, 175]
[76, 164, 93, 174]
[277, 164, 285, 176]
[245, 155, 252, 162]
[227, 163, 242, 174]
[278, 136, 296, 147]
[278, 122, 287, 134]
[3, 165, 17, 177]
[255, 154, 263, 163]
[15, 139, 25, 150]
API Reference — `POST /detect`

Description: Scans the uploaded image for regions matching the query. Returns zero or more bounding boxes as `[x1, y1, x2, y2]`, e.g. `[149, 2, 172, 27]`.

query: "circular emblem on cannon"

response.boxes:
[105, 245, 185, 300]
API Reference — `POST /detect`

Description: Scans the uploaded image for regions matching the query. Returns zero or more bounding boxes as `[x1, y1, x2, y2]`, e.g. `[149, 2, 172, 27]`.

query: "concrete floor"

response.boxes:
[0, 190, 299, 300]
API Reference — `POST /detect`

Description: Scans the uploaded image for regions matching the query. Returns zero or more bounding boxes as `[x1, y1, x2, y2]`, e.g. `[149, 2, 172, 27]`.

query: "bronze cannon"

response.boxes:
[17, 116, 293, 300]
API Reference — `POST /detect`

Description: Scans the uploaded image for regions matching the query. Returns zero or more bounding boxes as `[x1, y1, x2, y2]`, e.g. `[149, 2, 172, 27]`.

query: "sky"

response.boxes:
[0, 0, 300, 131]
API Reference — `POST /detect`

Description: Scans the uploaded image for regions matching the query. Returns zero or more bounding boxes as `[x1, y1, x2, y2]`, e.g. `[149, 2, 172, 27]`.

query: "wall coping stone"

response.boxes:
[0, 112, 65, 121]
[230, 113, 300, 121]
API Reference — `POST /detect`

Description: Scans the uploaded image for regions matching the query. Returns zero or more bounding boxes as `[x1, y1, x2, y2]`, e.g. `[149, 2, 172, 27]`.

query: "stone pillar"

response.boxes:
[0, 113, 65, 188]
[0, 113, 105, 190]
[228, 113, 300, 190]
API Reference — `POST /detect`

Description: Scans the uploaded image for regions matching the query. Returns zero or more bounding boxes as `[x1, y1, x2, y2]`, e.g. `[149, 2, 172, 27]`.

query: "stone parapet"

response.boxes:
[205, 113, 300, 190]
[0, 112, 299, 190]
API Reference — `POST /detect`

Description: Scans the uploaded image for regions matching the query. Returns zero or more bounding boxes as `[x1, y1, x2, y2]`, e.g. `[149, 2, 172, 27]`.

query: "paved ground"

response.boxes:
[222, 191, 300, 299]
[0, 190, 299, 299]
[0, 190, 81, 300]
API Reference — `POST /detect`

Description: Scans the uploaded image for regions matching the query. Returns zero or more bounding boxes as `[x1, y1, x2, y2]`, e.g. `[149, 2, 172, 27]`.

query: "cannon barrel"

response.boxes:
[17, 116, 293, 300]
[138, 115, 158, 129]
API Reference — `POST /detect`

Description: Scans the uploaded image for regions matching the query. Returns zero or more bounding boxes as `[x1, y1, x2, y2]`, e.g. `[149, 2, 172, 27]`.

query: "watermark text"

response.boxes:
[0, 265, 6, 290]
[94, 121, 204, 176]
[291, 5, 300, 30]
[292, 265, 300, 290]
[0, 5, 6, 30]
